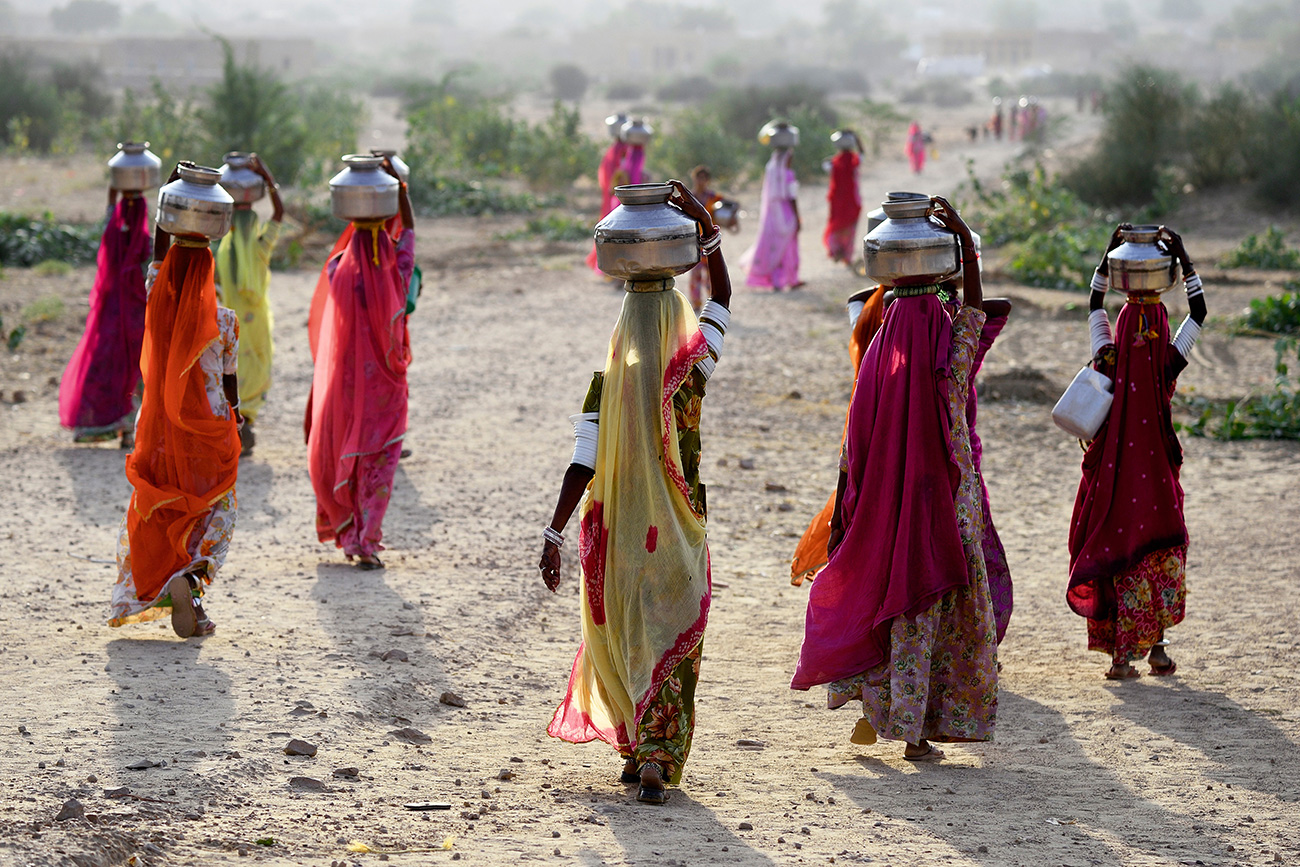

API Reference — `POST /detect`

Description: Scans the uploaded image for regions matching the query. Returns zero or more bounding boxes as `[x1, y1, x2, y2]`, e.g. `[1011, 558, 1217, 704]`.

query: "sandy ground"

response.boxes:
[2, 131, 1299, 867]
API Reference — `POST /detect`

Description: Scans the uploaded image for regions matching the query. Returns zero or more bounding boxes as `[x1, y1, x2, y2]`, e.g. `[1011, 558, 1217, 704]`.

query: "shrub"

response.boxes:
[22, 294, 65, 319]
[709, 84, 839, 180]
[106, 81, 205, 163]
[512, 102, 602, 191]
[654, 106, 751, 186]
[964, 162, 1113, 290]
[505, 214, 590, 242]
[32, 262, 72, 279]
[899, 77, 974, 108]
[1220, 227, 1300, 270]
[1186, 84, 1258, 188]
[1252, 91, 1300, 208]
[0, 212, 100, 267]
[549, 64, 589, 102]
[1183, 338, 1300, 440]
[1241, 286, 1300, 334]
[406, 175, 538, 217]
[0, 53, 61, 152]
[405, 87, 517, 177]
[606, 81, 647, 101]
[1063, 65, 1195, 208]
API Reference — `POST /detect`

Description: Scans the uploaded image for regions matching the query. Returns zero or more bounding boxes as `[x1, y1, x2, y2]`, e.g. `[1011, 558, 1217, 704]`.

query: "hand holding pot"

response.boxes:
[929, 195, 973, 247]
[1156, 225, 1192, 272]
[667, 179, 711, 226]
[1098, 222, 1133, 275]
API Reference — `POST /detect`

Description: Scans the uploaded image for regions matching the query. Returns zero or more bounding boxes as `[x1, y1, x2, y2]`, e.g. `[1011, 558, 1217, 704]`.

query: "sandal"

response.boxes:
[1149, 660, 1177, 677]
[356, 556, 384, 571]
[1105, 663, 1141, 680]
[166, 573, 199, 639]
[903, 743, 945, 762]
[620, 758, 639, 785]
[636, 762, 668, 805]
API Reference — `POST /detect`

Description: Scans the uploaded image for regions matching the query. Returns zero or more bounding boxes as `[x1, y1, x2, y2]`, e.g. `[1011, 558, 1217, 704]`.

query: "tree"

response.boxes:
[549, 64, 589, 102]
[50, 0, 120, 33]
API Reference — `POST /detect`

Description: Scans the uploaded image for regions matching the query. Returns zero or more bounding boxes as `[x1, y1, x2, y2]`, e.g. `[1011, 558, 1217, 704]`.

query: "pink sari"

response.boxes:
[586, 141, 629, 273]
[308, 227, 412, 557]
[59, 196, 150, 435]
[906, 123, 926, 174]
[743, 150, 800, 290]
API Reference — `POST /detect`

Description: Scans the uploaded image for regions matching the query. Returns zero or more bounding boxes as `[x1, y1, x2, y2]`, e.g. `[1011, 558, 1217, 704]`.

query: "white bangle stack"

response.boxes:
[569, 412, 599, 470]
[697, 300, 729, 381]
[1088, 309, 1113, 356]
[1184, 272, 1203, 298]
[700, 228, 722, 257]
[847, 299, 865, 329]
[1090, 268, 1107, 295]
[1172, 317, 1201, 358]
[543, 526, 564, 548]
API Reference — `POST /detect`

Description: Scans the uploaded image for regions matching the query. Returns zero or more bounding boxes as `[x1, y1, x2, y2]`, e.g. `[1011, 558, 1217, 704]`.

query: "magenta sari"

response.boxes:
[743, 150, 800, 290]
[59, 196, 150, 436]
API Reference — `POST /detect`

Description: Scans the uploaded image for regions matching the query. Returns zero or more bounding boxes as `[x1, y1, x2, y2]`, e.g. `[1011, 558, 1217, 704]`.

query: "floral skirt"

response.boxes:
[109, 489, 237, 626]
[625, 641, 702, 785]
[828, 581, 998, 745]
[1086, 545, 1187, 661]
[824, 225, 857, 264]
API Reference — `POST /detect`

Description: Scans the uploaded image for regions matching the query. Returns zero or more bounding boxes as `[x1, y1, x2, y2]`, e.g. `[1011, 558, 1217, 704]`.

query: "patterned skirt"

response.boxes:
[1086, 545, 1187, 661]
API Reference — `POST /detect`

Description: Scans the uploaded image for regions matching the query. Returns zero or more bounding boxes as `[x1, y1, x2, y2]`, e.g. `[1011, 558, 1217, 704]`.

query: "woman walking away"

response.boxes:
[214, 153, 283, 457]
[585, 114, 629, 274]
[792, 196, 997, 762]
[109, 163, 241, 638]
[542, 181, 732, 806]
[824, 129, 863, 269]
[307, 158, 415, 570]
[59, 179, 152, 446]
[744, 121, 801, 291]
[1069, 224, 1205, 680]
[686, 165, 727, 311]
[905, 121, 927, 175]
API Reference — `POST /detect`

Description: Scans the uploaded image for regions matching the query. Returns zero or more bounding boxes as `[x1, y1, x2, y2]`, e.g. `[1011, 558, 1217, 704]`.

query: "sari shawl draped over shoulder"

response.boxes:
[793, 295, 970, 689]
[308, 226, 411, 545]
[59, 195, 150, 432]
[790, 288, 886, 584]
[123, 244, 240, 605]
[1068, 300, 1187, 619]
[549, 288, 711, 752]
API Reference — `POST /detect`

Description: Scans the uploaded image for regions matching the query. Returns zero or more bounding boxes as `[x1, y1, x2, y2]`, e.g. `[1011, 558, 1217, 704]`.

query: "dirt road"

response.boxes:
[1, 134, 1298, 866]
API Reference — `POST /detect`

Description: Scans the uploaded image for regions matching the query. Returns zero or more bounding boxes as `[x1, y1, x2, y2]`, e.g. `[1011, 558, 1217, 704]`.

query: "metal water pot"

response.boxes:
[1107, 225, 1181, 293]
[594, 183, 700, 281]
[605, 113, 628, 140]
[759, 121, 799, 149]
[370, 148, 410, 185]
[865, 206, 887, 233]
[108, 142, 162, 192]
[218, 152, 266, 204]
[863, 193, 960, 287]
[156, 164, 234, 239]
[620, 118, 654, 146]
[329, 154, 400, 221]
[831, 129, 858, 151]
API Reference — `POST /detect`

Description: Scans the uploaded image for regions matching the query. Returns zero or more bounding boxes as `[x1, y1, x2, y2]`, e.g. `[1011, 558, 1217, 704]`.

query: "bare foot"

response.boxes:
[1105, 662, 1141, 680]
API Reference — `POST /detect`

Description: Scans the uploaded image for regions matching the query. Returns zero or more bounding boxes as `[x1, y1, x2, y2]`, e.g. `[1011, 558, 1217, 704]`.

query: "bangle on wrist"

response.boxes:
[543, 526, 564, 548]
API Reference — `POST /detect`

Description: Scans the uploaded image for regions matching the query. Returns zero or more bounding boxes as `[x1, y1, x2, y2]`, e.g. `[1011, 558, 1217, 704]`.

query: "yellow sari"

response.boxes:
[215, 210, 281, 419]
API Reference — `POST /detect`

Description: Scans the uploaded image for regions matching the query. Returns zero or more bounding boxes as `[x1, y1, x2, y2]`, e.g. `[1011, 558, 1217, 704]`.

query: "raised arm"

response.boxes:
[382, 157, 415, 232]
[250, 153, 284, 223]
[930, 195, 981, 310]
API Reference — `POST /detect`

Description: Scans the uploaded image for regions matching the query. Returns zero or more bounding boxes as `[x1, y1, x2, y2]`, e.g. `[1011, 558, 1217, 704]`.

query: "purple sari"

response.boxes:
[58, 196, 150, 436]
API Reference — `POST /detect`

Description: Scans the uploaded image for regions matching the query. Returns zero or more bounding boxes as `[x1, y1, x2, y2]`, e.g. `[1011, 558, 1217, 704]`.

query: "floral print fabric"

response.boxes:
[1086, 545, 1187, 661]
[827, 306, 998, 744]
[628, 642, 702, 785]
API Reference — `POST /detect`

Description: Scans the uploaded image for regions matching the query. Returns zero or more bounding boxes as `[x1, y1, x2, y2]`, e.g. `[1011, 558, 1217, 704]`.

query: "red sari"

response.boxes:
[1068, 299, 1188, 661]
[824, 150, 862, 264]
[585, 140, 629, 273]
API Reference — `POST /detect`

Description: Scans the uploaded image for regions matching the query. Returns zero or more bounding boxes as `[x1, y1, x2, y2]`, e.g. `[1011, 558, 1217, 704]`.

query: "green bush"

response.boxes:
[22, 294, 65, 319]
[406, 175, 538, 217]
[1183, 338, 1300, 440]
[1187, 84, 1258, 188]
[1252, 91, 1300, 208]
[103, 81, 205, 164]
[1220, 227, 1300, 270]
[964, 162, 1112, 290]
[200, 38, 362, 186]
[654, 106, 751, 186]
[0, 53, 62, 152]
[504, 214, 590, 242]
[0, 212, 100, 267]
[1064, 65, 1195, 208]
[1241, 287, 1300, 334]
[512, 102, 602, 191]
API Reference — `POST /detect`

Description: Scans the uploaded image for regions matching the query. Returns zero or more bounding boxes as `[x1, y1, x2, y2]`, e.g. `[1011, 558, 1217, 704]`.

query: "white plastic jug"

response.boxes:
[1052, 366, 1114, 440]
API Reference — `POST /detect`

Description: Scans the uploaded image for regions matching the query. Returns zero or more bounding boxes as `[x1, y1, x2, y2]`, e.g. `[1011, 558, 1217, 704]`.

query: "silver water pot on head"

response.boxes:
[594, 183, 700, 282]
[620, 118, 654, 146]
[156, 164, 234, 239]
[830, 129, 858, 151]
[863, 192, 960, 287]
[370, 148, 410, 185]
[218, 152, 266, 204]
[1107, 225, 1181, 293]
[760, 120, 799, 149]
[329, 154, 400, 221]
[108, 142, 162, 192]
[605, 113, 629, 140]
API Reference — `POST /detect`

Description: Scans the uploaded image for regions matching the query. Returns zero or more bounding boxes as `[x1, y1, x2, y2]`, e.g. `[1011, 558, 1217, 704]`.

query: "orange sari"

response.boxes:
[122, 243, 240, 606]
[790, 288, 885, 585]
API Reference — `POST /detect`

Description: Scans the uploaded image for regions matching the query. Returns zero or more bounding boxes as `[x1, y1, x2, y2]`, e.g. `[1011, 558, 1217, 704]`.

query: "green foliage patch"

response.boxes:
[1220, 227, 1300, 270]
[0, 212, 100, 268]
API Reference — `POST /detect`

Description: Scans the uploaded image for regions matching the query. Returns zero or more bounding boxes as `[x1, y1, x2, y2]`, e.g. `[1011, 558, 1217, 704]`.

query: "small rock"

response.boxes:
[18, 725, 27, 734]
[778, 837, 786, 844]
[12, 390, 27, 404]
[381, 649, 408, 663]
[38, 762, 46, 769]
[736, 739, 766, 749]
[389, 727, 432, 745]
[181, 749, 207, 758]
[124, 758, 160, 770]
[284, 739, 318, 757]
[333, 767, 360, 779]
[55, 759, 65, 767]
[553, 849, 561, 857]
[801, 827, 811, 835]
[86, 774, 97, 783]
[439, 692, 467, 708]
[738, 822, 753, 831]
[288, 776, 330, 792]
[977, 845, 989, 854]
[738, 458, 756, 470]
[238, 848, 249, 857]
[103, 787, 131, 798]
[55, 799, 84, 821]
[497, 769, 515, 781]
[764, 482, 787, 493]
[786, 390, 802, 400]
[510, 756, 523, 763]
[552, 831, 560, 838]
[481, 790, 491, 799]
